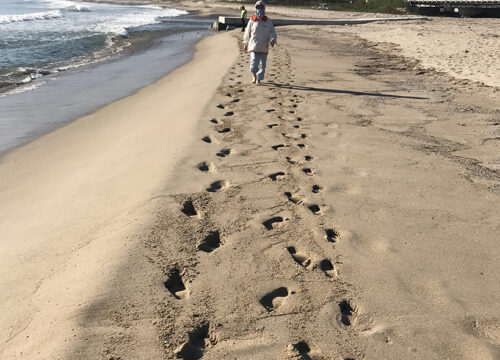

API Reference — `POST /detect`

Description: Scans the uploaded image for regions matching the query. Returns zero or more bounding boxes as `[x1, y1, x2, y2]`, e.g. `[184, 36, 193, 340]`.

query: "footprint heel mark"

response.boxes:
[287, 246, 312, 268]
[209, 118, 219, 124]
[197, 161, 215, 173]
[197, 231, 222, 253]
[303, 168, 314, 176]
[297, 143, 307, 149]
[325, 228, 340, 243]
[305, 155, 314, 161]
[164, 268, 189, 300]
[216, 104, 224, 109]
[318, 259, 337, 278]
[286, 156, 300, 165]
[308, 204, 323, 215]
[175, 322, 218, 360]
[269, 171, 286, 181]
[267, 123, 278, 128]
[181, 200, 199, 218]
[287, 341, 312, 359]
[224, 111, 234, 117]
[284, 192, 303, 204]
[263, 216, 287, 230]
[339, 299, 359, 326]
[266, 109, 276, 113]
[271, 144, 287, 151]
[260, 287, 289, 311]
[206, 180, 229, 192]
[312, 184, 323, 193]
[216, 148, 231, 157]
[217, 127, 231, 134]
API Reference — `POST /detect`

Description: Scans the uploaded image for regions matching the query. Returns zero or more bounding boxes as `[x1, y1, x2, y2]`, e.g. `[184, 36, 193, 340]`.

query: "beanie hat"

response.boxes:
[255, 0, 265, 9]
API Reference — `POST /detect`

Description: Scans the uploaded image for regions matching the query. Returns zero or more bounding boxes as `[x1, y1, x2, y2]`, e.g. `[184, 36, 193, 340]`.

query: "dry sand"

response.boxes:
[0, 32, 237, 358]
[1, 5, 500, 360]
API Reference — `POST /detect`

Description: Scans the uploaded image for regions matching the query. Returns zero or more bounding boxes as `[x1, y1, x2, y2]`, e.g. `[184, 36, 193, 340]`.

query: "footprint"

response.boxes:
[325, 228, 340, 243]
[181, 200, 199, 218]
[293, 125, 301, 129]
[296, 117, 303, 122]
[164, 268, 189, 300]
[289, 110, 295, 114]
[197, 231, 222, 253]
[281, 133, 297, 140]
[197, 161, 215, 173]
[284, 192, 303, 204]
[339, 299, 359, 326]
[266, 109, 276, 113]
[318, 259, 337, 278]
[288, 341, 312, 359]
[305, 155, 314, 161]
[301, 133, 307, 139]
[263, 216, 286, 230]
[297, 144, 307, 149]
[268, 123, 278, 129]
[303, 168, 314, 176]
[231, 98, 240, 103]
[312, 184, 323, 193]
[224, 111, 234, 117]
[260, 287, 289, 311]
[175, 323, 218, 360]
[286, 156, 300, 165]
[216, 104, 224, 109]
[216, 148, 231, 157]
[272, 144, 286, 151]
[209, 118, 219, 124]
[217, 127, 231, 133]
[308, 204, 323, 215]
[206, 180, 229, 192]
[287, 246, 312, 268]
[201, 135, 214, 144]
[269, 171, 286, 181]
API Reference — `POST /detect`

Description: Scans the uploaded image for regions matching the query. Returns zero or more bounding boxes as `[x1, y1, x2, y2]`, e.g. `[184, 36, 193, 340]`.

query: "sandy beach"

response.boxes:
[1, 3, 499, 360]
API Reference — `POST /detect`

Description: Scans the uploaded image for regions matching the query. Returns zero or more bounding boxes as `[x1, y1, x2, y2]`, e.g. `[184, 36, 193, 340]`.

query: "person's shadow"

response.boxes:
[265, 82, 428, 100]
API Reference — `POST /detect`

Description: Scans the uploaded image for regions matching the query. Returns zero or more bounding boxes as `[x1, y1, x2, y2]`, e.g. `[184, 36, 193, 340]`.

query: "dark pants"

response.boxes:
[241, 18, 246, 31]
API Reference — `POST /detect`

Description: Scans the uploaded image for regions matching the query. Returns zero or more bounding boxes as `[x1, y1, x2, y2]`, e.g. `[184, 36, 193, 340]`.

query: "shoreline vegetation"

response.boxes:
[219, 0, 408, 14]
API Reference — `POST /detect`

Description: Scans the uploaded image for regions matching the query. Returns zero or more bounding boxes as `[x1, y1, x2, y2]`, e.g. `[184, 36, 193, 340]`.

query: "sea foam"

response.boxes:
[0, 10, 62, 24]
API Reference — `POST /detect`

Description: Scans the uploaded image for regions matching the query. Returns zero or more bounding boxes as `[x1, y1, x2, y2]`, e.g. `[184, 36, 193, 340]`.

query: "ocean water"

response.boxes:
[0, 0, 188, 87]
[0, 0, 214, 154]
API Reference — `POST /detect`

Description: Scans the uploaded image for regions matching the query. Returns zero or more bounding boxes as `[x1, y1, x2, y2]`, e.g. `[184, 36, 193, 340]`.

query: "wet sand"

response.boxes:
[1, 7, 499, 360]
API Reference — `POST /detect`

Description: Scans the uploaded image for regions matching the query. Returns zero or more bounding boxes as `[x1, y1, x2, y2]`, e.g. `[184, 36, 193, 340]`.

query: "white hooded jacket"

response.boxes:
[243, 15, 277, 54]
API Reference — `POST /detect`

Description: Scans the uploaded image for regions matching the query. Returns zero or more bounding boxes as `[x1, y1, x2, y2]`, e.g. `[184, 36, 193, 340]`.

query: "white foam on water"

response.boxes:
[0, 9, 62, 24]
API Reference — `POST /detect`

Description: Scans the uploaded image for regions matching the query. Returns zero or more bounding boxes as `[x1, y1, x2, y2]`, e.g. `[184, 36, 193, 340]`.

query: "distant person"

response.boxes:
[243, 1, 277, 84]
[240, 6, 247, 32]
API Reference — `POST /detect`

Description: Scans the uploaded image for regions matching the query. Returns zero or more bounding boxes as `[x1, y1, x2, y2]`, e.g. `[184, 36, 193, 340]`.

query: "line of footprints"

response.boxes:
[166, 46, 358, 359]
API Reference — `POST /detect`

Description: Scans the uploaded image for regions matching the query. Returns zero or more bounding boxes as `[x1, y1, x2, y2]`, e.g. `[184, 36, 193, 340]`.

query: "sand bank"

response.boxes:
[0, 32, 237, 358]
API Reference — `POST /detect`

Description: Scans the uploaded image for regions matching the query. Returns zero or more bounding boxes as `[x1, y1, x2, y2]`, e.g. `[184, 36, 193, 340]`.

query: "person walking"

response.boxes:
[240, 6, 247, 32]
[243, 1, 277, 84]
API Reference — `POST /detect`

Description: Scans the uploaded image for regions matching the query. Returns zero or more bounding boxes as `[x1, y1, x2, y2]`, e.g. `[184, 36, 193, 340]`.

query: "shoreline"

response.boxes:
[0, 17, 212, 156]
[0, 31, 238, 359]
